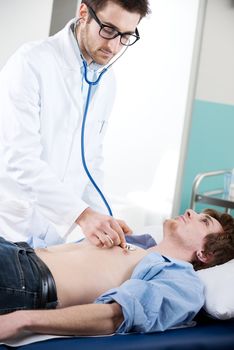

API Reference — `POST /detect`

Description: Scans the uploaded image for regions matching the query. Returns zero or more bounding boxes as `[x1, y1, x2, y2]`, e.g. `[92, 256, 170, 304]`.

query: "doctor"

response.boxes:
[0, 0, 150, 248]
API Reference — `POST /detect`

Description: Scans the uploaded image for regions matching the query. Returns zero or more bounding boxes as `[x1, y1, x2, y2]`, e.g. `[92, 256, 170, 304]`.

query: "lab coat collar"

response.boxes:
[57, 18, 84, 71]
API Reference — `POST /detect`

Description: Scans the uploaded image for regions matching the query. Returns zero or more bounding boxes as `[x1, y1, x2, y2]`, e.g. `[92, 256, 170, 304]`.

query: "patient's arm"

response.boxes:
[0, 303, 123, 341]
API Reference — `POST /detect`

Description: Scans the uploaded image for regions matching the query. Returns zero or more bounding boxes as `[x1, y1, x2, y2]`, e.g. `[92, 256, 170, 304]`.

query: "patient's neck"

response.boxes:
[149, 241, 193, 263]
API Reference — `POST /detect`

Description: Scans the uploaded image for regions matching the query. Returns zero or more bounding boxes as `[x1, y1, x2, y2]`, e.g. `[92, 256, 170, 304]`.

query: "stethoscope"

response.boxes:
[75, 21, 128, 217]
[80, 61, 112, 215]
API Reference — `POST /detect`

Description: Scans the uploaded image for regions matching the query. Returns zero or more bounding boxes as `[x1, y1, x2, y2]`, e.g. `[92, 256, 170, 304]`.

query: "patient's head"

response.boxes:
[163, 208, 234, 270]
[193, 209, 234, 270]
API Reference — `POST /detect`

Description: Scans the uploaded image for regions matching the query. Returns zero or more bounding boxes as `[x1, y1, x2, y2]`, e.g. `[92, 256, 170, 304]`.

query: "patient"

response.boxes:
[1, 208, 234, 341]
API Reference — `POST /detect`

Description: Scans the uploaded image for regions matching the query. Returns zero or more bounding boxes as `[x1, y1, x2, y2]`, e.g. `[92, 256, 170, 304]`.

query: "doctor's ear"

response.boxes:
[77, 4, 89, 23]
[196, 250, 213, 263]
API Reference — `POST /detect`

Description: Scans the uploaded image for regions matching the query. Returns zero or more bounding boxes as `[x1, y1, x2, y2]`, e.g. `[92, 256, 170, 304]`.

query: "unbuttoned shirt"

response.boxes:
[95, 234, 204, 333]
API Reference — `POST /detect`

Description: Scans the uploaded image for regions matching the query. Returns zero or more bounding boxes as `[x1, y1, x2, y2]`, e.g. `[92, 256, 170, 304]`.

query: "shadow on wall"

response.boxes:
[49, 0, 78, 35]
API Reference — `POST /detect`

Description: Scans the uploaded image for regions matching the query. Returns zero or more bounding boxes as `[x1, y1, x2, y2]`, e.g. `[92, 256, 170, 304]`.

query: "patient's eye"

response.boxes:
[201, 216, 209, 226]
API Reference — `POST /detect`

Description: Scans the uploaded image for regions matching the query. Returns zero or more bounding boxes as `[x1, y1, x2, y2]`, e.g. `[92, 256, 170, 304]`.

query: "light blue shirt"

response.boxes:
[95, 251, 204, 333]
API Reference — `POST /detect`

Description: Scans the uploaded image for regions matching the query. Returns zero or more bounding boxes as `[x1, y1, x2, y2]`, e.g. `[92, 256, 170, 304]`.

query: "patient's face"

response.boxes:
[163, 209, 223, 251]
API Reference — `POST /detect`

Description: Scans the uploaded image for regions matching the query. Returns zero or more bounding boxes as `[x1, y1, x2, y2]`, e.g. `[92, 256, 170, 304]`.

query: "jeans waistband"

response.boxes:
[14, 241, 58, 309]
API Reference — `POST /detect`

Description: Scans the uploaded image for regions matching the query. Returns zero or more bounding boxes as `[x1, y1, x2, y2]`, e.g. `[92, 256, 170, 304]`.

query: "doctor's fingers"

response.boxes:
[116, 219, 133, 235]
[100, 232, 116, 248]
[89, 234, 105, 248]
[107, 221, 127, 248]
[91, 232, 114, 249]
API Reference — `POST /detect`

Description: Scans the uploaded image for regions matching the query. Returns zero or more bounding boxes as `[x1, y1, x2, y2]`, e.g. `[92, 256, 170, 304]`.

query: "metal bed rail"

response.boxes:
[190, 169, 233, 212]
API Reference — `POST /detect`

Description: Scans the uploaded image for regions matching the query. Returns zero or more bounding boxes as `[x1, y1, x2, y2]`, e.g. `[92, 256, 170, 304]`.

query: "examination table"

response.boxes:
[1, 232, 234, 349]
[1, 314, 234, 350]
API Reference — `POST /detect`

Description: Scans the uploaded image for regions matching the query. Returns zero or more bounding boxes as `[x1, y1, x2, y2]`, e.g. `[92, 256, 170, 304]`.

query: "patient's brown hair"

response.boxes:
[194, 209, 234, 270]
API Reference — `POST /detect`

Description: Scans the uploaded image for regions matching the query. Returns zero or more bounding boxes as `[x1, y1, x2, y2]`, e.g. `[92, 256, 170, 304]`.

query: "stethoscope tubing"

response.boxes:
[81, 62, 113, 216]
[75, 16, 129, 216]
[82, 60, 107, 85]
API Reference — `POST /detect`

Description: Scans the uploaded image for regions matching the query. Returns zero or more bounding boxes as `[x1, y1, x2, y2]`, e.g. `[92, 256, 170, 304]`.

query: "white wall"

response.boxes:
[102, 0, 200, 229]
[0, 0, 53, 68]
[196, 0, 234, 105]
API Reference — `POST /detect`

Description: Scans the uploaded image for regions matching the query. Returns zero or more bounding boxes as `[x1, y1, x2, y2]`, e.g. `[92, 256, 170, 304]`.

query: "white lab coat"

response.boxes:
[0, 20, 116, 245]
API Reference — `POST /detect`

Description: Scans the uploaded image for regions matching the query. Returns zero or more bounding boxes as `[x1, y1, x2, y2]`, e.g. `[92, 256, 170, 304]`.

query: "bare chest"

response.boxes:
[36, 242, 147, 307]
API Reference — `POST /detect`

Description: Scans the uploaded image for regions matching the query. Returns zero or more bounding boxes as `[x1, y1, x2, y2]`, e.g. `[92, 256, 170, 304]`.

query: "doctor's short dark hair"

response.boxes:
[193, 209, 234, 271]
[81, 0, 151, 19]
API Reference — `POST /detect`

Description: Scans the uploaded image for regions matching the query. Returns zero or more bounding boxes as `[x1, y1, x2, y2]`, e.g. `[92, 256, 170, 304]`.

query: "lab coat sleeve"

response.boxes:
[95, 263, 204, 333]
[0, 51, 88, 236]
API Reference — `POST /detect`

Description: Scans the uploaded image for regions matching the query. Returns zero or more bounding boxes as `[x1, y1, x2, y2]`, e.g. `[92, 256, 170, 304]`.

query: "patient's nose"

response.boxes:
[185, 209, 196, 219]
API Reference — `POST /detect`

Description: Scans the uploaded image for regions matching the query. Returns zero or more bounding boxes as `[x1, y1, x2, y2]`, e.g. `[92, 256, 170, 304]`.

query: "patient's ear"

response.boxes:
[196, 250, 213, 263]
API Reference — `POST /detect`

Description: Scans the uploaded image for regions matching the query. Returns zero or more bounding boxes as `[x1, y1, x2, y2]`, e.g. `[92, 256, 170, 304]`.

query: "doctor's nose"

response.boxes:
[107, 36, 122, 53]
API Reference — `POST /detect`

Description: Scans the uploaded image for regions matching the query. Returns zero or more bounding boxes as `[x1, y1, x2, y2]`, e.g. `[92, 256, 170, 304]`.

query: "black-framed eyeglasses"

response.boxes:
[88, 6, 140, 46]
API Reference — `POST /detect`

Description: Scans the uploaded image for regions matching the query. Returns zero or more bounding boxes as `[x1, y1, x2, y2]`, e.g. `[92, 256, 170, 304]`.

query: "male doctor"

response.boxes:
[0, 1, 150, 248]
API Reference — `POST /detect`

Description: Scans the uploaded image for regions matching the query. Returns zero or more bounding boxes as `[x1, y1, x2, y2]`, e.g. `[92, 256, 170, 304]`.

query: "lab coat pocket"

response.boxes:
[97, 119, 109, 137]
[85, 119, 109, 148]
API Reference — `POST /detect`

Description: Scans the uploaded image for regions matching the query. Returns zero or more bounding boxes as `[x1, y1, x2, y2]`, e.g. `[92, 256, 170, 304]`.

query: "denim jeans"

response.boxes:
[0, 236, 57, 315]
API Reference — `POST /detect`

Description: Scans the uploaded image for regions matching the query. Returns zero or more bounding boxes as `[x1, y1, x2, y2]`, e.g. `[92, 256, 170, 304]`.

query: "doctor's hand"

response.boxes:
[76, 207, 132, 249]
